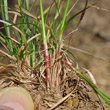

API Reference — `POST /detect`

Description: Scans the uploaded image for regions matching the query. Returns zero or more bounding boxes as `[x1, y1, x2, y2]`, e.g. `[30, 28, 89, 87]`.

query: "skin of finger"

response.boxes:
[0, 87, 34, 110]
[0, 104, 14, 110]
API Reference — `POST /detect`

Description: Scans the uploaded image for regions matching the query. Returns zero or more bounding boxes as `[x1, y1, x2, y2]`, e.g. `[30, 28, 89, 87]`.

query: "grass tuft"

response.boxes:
[0, 0, 110, 108]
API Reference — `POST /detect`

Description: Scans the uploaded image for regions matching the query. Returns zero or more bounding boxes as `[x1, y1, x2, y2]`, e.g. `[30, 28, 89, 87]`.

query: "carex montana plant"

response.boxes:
[0, 0, 110, 108]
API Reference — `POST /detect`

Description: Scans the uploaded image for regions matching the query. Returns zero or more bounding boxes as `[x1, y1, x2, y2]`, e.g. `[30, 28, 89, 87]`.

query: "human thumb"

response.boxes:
[0, 87, 34, 110]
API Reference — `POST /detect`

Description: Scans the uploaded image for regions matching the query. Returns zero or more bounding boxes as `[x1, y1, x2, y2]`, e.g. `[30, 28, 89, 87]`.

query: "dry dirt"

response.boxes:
[64, 0, 110, 96]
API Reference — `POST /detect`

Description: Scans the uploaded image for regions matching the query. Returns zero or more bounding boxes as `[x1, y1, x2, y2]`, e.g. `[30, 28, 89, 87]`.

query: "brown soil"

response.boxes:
[65, 0, 110, 96]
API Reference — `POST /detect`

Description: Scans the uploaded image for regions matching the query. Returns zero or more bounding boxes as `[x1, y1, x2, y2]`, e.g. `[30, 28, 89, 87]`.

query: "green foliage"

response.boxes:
[59, 0, 70, 42]
[0, 0, 13, 52]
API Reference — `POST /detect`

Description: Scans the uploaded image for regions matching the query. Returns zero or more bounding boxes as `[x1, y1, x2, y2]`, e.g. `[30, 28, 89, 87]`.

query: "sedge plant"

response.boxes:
[0, 0, 110, 108]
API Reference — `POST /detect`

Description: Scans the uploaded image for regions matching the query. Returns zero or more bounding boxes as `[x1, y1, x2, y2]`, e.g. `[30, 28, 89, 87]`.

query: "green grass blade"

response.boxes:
[39, 0, 47, 46]
[67, 0, 79, 16]
[49, 23, 57, 44]
[62, 48, 79, 69]
[39, 0, 50, 89]
[25, 0, 29, 11]
[75, 69, 110, 105]
[0, 32, 6, 44]
[97, 89, 110, 100]
[2, 0, 13, 52]
[59, 0, 70, 42]
[33, 57, 44, 69]
[96, 89, 110, 105]
[0, 1, 5, 19]
[63, 2, 97, 31]
[45, 0, 56, 25]
[29, 0, 38, 11]
[58, 0, 61, 8]
[17, 0, 21, 6]
[75, 69, 97, 88]
[25, 0, 34, 66]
